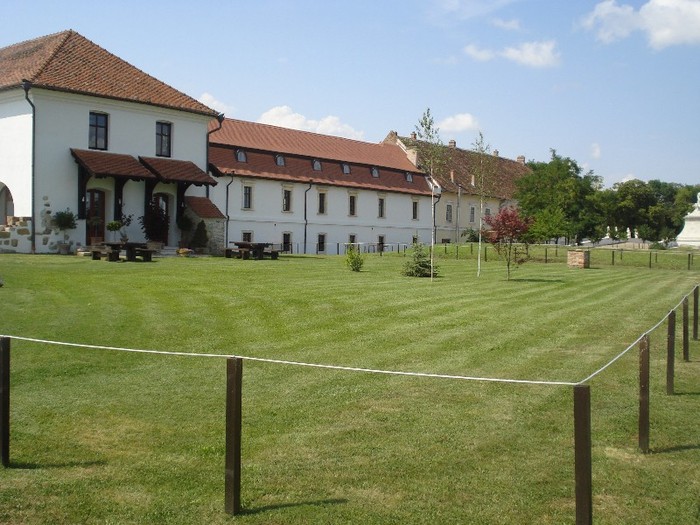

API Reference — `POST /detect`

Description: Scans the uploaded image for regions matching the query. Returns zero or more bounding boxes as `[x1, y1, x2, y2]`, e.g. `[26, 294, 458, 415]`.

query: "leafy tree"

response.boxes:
[515, 150, 601, 244]
[345, 244, 365, 272]
[612, 179, 656, 237]
[483, 207, 532, 280]
[471, 132, 498, 277]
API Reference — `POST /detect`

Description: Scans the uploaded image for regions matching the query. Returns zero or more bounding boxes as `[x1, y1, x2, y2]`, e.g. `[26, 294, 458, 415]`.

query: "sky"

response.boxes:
[2, 0, 699, 187]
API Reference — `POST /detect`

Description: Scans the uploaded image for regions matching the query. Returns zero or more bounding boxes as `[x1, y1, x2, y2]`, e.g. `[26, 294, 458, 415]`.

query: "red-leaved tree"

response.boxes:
[484, 207, 532, 280]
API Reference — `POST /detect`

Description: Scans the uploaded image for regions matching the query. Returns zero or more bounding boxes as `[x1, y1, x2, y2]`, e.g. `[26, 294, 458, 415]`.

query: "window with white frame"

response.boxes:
[242, 184, 253, 210]
[378, 196, 385, 218]
[446, 203, 453, 223]
[469, 206, 476, 223]
[318, 191, 327, 214]
[242, 231, 252, 242]
[317, 233, 326, 253]
[236, 149, 247, 162]
[282, 187, 292, 212]
[349, 193, 357, 217]
[412, 199, 419, 220]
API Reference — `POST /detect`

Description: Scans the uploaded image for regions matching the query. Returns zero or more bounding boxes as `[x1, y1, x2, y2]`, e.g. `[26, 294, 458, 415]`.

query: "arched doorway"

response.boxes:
[152, 193, 170, 245]
[0, 184, 13, 225]
[86, 189, 105, 244]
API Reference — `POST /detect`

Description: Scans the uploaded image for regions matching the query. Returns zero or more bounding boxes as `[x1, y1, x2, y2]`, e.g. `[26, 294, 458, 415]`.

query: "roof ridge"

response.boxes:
[29, 29, 74, 84]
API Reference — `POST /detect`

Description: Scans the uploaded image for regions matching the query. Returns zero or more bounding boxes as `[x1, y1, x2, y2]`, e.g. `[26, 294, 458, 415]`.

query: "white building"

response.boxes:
[208, 119, 436, 254]
[0, 30, 219, 253]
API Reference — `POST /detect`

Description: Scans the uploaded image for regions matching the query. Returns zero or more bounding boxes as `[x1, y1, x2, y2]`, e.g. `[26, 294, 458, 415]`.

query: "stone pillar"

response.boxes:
[567, 250, 590, 269]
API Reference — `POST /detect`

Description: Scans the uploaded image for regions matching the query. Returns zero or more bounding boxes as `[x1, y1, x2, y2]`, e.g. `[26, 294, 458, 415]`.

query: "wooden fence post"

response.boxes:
[1, 337, 9, 468]
[683, 297, 689, 362]
[693, 286, 698, 340]
[639, 334, 650, 454]
[225, 357, 243, 515]
[667, 311, 676, 396]
[573, 384, 592, 525]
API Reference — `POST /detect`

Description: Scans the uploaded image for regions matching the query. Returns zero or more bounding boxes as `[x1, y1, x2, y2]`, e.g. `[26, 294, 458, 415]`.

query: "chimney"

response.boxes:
[410, 131, 417, 140]
[471, 174, 475, 186]
[450, 170, 455, 182]
[448, 139, 456, 148]
[493, 149, 499, 157]
[517, 155, 526, 164]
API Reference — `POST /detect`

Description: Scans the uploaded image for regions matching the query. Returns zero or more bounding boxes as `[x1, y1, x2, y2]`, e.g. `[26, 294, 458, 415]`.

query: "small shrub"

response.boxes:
[345, 245, 365, 272]
[402, 243, 438, 277]
[190, 220, 209, 249]
[52, 209, 77, 231]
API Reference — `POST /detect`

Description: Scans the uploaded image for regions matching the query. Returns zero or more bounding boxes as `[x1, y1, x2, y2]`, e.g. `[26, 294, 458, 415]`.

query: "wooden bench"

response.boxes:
[91, 247, 118, 261]
[133, 248, 155, 262]
[264, 250, 280, 260]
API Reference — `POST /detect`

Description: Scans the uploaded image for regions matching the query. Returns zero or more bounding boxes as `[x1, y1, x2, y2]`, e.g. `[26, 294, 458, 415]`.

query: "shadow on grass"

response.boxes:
[240, 498, 348, 515]
[651, 444, 700, 454]
[510, 278, 566, 283]
[9, 460, 107, 469]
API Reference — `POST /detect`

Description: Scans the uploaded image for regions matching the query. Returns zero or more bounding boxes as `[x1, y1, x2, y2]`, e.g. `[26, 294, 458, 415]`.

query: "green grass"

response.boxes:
[0, 253, 698, 524]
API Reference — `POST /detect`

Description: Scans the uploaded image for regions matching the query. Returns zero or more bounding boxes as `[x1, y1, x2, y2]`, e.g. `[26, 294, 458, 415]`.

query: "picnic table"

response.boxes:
[227, 241, 278, 260]
[102, 242, 154, 262]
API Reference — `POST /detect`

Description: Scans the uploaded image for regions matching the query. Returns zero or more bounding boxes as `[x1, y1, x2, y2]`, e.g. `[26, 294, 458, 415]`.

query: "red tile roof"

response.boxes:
[140, 157, 217, 186]
[210, 119, 421, 172]
[184, 196, 226, 219]
[209, 145, 431, 196]
[71, 148, 156, 180]
[0, 30, 218, 118]
[391, 136, 531, 200]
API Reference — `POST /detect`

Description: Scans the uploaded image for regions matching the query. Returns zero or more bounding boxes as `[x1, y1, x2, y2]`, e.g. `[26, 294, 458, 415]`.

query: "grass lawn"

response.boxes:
[0, 252, 698, 524]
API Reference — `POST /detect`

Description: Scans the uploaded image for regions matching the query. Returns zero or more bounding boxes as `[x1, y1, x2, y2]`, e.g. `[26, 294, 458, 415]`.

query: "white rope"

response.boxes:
[0, 334, 576, 387]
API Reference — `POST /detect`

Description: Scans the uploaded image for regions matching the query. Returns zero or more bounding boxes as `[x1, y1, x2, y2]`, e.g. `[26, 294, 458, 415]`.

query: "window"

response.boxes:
[282, 232, 292, 252]
[378, 235, 385, 252]
[318, 191, 326, 214]
[349, 234, 356, 244]
[341, 163, 351, 174]
[242, 231, 252, 242]
[349, 194, 357, 216]
[89, 112, 108, 150]
[370, 167, 379, 178]
[312, 159, 322, 171]
[378, 197, 385, 218]
[236, 149, 247, 162]
[282, 188, 292, 212]
[412, 200, 419, 220]
[317, 233, 326, 253]
[156, 122, 172, 157]
[405, 172, 413, 182]
[243, 185, 253, 209]
[275, 154, 285, 166]
[446, 204, 453, 223]
[485, 207, 492, 217]
[469, 206, 476, 223]
[412, 235, 419, 245]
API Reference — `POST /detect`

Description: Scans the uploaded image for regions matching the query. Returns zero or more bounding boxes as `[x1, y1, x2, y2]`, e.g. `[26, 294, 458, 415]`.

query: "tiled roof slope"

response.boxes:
[0, 30, 218, 117]
[390, 134, 531, 200]
[185, 196, 226, 219]
[210, 118, 420, 173]
[209, 144, 432, 196]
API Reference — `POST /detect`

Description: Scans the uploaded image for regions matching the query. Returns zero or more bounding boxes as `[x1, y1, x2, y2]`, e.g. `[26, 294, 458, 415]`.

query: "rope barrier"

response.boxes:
[1, 286, 694, 388]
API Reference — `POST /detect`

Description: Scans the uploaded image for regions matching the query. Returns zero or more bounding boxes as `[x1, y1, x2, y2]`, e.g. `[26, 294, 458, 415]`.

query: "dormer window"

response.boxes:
[405, 172, 413, 183]
[312, 159, 322, 171]
[275, 154, 285, 166]
[341, 163, 351, 174]
[236, 149, 247, 162]
[370, 167, 379, 178]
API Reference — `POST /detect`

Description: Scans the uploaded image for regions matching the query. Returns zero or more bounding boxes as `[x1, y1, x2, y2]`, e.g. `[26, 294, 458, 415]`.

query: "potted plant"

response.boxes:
[52, 208, 77, 254]
[106, 214, 133, 243]
[138, 201, 169, 249]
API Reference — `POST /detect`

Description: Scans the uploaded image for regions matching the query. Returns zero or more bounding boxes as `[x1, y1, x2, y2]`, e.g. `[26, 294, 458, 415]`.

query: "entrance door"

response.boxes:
[153, 193, 170, 245]
[86, 189, 105, 244]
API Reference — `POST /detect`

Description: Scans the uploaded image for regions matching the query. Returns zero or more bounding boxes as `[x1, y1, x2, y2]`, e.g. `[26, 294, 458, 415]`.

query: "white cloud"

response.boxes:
[492, 17, 521, 30]
[464, 44, 496, 61]
[501, 40, 561, 67]
[464, 40, 561, 67]
[591, 142, 602, 159]
[435, 0, 521, 19]
[583, 0, 700, 49]
[438, 113, 480, 132]
[198, 92, 234, 115]
[257, 106, 365, 140]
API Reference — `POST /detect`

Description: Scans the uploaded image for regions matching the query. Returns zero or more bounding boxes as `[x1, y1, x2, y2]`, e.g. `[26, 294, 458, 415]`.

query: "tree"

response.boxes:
[483, 207, 532, 280]
[402, 243, 438, 278]
[471, 132, 498, 277]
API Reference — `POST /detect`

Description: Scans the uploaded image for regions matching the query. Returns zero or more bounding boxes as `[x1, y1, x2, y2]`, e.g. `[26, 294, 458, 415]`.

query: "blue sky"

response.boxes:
[2, 0, 699, 187]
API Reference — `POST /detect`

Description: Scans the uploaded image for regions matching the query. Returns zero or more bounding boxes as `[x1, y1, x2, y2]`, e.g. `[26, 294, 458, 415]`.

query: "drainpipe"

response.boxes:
[21, 80, 36, 254]
[224, 174, 234, 246]
[205, 113, 225, 199]
[303, 180, 313, 254]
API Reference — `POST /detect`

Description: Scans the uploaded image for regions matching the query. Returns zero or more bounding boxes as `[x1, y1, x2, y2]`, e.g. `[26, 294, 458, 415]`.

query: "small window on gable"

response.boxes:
[89, 112, 108, 150]
[236, 149, 247, 162]
[341, 163, 351, 174]
[370, 167, 379, 178]
[156, 121, 172, 157]
[312, 159, 322, 171]
[275, 154, 285, 166]
[405, 172, 413, 182]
